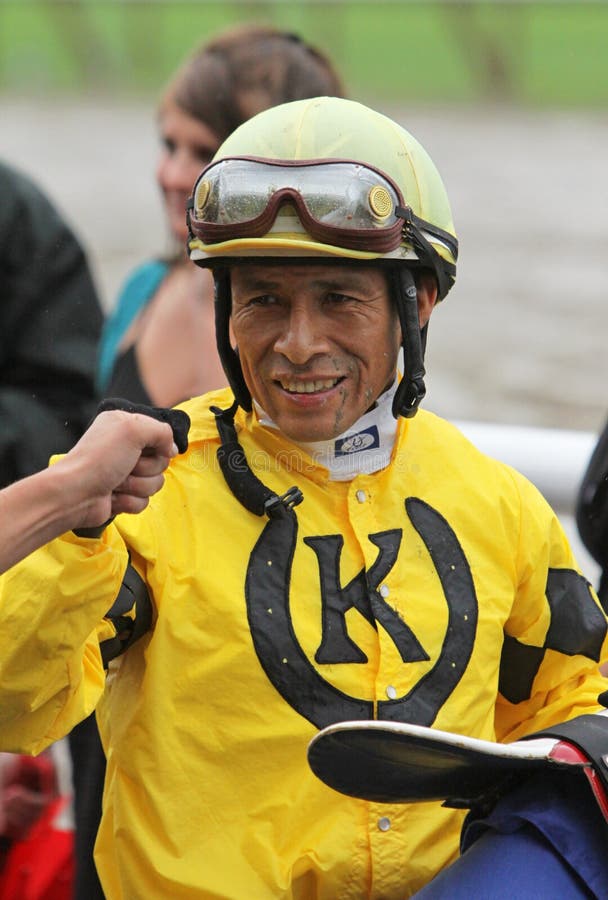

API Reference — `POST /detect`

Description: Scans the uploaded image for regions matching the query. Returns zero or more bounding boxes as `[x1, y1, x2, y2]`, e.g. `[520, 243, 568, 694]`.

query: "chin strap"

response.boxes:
[212, 401, 303, 519]
[389, 267, 427, 419]
[214, 269, 252, 411]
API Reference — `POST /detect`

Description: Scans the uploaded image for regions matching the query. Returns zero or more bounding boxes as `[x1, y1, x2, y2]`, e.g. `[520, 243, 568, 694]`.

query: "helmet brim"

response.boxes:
[189, 235, 425, 265]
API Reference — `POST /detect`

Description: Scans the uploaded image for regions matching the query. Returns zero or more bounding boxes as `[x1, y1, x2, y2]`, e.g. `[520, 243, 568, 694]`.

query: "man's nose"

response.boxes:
[273, 306, 329, 365]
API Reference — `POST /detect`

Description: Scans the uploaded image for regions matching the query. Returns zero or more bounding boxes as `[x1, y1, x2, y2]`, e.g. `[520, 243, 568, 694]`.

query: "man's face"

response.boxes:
[230, 262, 402, 443]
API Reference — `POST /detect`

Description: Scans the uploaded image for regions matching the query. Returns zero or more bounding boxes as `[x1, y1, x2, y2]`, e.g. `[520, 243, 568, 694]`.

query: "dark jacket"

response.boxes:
[0, 161, 103, 487]
[576, 417, 608, 611]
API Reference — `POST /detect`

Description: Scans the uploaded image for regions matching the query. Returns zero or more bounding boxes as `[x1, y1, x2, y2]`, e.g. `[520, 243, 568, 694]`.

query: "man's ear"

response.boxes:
[416, 271, 438, 327]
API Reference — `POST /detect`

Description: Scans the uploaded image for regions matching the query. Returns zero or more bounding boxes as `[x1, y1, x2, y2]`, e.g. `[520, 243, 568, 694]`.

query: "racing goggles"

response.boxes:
[188, 157, 413, 254]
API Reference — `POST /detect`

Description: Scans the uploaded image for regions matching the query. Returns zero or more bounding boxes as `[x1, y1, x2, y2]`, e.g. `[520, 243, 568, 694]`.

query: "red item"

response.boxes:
[0, 795, 73, 900]
[0, 754, 73, 900]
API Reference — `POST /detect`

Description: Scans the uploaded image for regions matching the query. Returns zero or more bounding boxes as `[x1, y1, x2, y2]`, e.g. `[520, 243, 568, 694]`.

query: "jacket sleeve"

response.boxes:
[495, 468, 608, 743]
[0, 528, 130, 755]
[0, 162, 103, 487]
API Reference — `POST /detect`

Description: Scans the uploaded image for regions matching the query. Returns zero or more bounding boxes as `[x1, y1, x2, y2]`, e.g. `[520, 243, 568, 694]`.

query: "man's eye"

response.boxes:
[326, 292, 353, 305]
[249, 294, 276, 307]
[162, 137, 176, 155]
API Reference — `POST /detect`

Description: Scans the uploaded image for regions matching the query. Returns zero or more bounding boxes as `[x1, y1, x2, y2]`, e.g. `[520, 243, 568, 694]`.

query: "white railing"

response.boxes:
[455, 421, 600, 582]
[456, 422, 596, 514]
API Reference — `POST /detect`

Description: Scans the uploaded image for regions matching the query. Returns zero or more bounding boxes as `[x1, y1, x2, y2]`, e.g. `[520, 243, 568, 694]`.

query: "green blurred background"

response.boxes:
[1, 0, 607, 107]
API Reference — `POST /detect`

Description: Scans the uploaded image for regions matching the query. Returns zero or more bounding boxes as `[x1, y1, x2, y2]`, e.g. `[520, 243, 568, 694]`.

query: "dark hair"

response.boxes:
[161, 24, 345, 142]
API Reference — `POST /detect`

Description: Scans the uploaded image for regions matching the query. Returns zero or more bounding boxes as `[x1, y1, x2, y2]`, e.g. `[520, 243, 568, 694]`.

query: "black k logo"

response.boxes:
[305, 531, 429, 665]
[245, 497, 478, 729]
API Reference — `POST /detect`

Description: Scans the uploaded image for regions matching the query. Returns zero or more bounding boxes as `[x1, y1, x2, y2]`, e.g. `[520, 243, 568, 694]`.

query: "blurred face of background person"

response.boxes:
[156, 104, 220, 243]
[155, 25, 345, 252]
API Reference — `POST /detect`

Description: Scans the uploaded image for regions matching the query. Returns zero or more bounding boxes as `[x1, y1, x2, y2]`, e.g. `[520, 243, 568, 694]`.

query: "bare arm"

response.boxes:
[0, 410, 177, 574]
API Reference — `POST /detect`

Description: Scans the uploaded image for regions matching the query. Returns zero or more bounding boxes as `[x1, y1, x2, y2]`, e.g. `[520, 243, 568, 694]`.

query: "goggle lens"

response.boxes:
[189, 157, 406, 253]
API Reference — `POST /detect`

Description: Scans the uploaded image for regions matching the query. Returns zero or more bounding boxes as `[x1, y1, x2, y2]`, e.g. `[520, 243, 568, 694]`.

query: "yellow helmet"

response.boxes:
[187, 97, 458, 417]
[189, 96, 457, 298]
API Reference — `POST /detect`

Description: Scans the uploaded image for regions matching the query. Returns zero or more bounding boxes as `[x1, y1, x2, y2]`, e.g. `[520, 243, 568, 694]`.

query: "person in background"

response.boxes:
[76, 24, 344, 898]
[1, 96, 607, 898]
[0, 748, 61, 894]
[576, 419, 608, 611]
[96, 23, 344, 407]
[0, 160, 103, 488]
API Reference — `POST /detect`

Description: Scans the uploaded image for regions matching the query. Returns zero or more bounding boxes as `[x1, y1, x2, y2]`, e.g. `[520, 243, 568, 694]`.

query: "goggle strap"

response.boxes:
[396, 206, 458, 260]
[390, 267, 427, 419]
[397, 208, 452, 300]
[414, 215, 458, 262]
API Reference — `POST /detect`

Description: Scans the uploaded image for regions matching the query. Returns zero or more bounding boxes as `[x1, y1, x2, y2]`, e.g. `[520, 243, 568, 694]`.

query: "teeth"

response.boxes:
[281, 378, 338, 394]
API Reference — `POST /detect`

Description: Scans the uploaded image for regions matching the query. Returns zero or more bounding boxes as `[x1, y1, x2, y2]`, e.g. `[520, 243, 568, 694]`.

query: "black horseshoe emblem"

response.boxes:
[378, 498, 478, 724]
[245, 497, 478, 729]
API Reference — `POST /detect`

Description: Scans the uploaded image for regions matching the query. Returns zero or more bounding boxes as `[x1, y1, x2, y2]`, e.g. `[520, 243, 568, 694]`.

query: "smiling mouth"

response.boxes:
[278, 377, 343, 394]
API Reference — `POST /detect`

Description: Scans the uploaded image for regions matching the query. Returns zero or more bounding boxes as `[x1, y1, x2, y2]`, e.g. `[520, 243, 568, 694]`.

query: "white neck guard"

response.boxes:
[255, 379, 399, 481]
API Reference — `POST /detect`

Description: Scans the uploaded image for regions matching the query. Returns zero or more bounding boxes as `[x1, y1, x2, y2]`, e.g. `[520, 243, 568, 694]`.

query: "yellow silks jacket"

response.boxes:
[1, 389, 608, 899]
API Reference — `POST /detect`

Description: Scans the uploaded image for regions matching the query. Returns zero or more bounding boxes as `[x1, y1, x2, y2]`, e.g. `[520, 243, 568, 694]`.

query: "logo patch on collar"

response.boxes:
[334, 425, 380, 456]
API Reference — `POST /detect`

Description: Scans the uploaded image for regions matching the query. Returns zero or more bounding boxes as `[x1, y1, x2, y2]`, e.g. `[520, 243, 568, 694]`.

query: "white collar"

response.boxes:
[255, 379, 399, 481]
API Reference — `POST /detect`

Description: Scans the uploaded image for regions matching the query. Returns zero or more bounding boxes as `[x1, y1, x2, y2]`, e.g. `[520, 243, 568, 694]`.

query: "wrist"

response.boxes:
[73, 517, 114, 539]
[49, 453, 109, 534]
